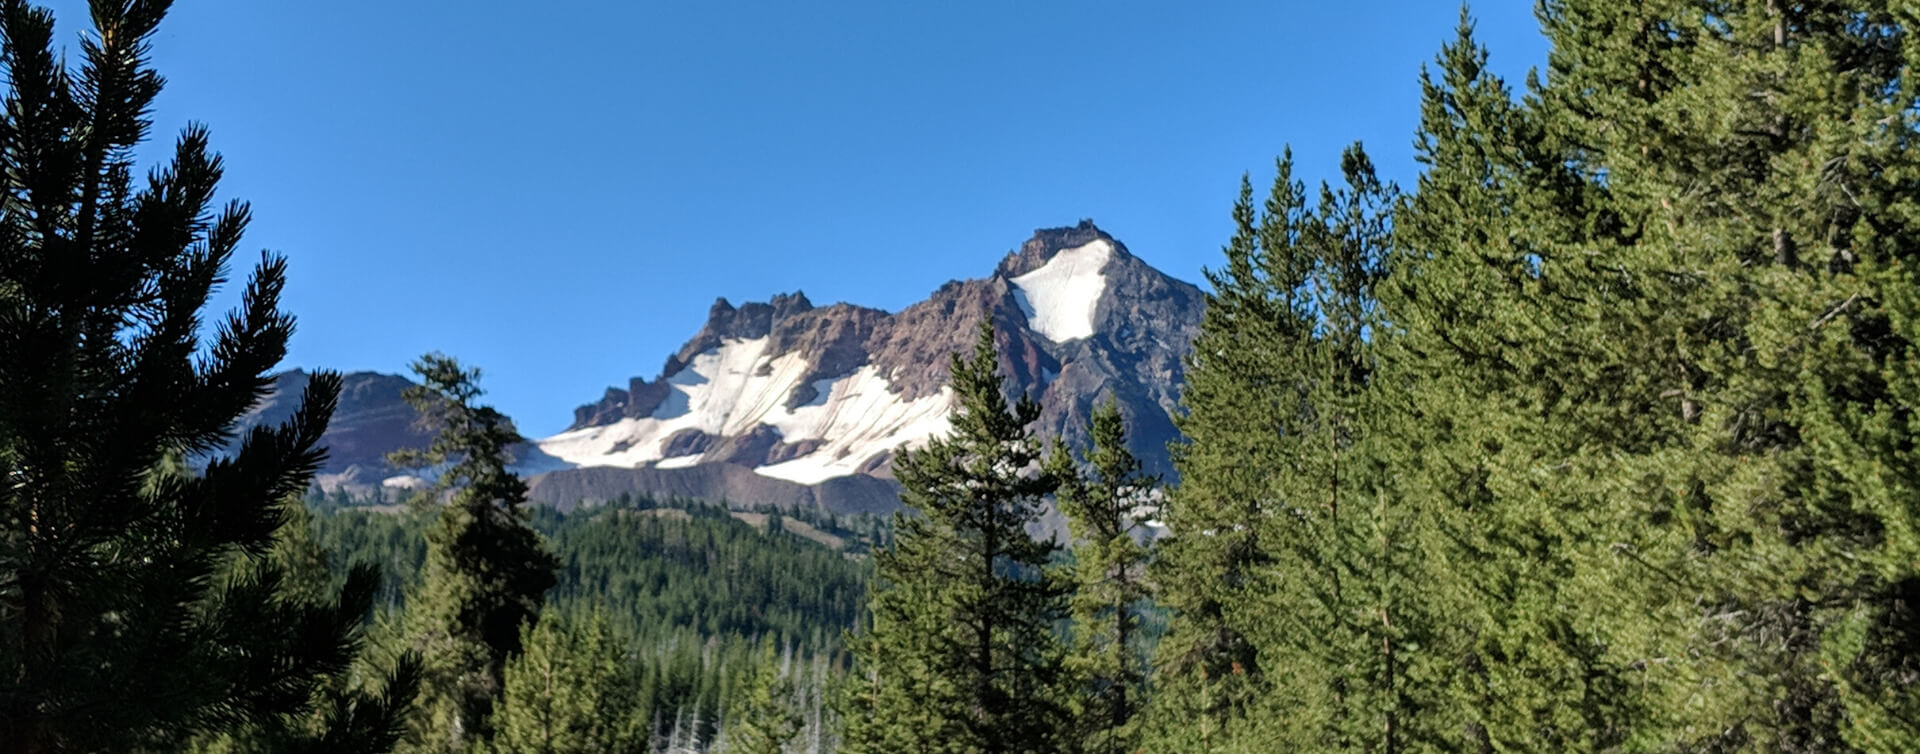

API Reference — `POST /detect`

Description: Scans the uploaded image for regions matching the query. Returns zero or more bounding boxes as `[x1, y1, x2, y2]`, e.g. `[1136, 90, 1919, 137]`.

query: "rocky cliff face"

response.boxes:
[219, 369, 436, 491]
[537, 220, 1203, 501]
[229, 221, 1205, 514]
[230, 369, 569, 494]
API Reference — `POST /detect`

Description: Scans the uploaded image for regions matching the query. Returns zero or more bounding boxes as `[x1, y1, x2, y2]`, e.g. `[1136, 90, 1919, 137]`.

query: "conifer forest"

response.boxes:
[6, 1, 1920, 752]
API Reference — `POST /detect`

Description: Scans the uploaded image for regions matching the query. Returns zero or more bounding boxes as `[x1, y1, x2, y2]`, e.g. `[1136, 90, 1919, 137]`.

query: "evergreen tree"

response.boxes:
[386, 353, 558, 752]
[1149, 142, 1452, 752]
[0, 1, 411, 749]
[1143, 171, 1288, 749]
[1386, 13, 1663, 750]
[1242, 146, 1455, 753]
[1529, 2, 1920, 748]
[1048, 400, 1153, 754]
[191, 500, 425, 754]
[491, 609, 649, 754]
[724, 643, 805, 754]
[843, 322, 1071, 754]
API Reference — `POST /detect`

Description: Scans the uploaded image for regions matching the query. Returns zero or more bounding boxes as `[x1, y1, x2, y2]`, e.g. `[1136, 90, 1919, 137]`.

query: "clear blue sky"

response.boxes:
[46, 1, 1547, 436]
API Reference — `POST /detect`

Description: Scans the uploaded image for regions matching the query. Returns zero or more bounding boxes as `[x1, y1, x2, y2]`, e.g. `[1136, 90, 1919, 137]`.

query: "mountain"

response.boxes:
[529, 220, 1203, 510]
[238, 221, 1203, 513]
[219, 369, 435, 491]
[229, 369, 572, 494]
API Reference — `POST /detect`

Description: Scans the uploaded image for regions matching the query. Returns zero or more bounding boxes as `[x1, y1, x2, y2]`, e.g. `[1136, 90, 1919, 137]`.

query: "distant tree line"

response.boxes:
[9, 1, 1920, 753]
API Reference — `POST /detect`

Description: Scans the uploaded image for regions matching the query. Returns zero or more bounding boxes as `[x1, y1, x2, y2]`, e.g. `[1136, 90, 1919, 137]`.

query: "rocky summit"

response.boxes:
[258, 221, 1203, 514]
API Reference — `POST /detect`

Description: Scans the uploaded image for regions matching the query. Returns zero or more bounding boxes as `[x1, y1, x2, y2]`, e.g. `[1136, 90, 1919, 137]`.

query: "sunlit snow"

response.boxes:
[536, 337, 952, 484]
[1009, 239, 1112, 342]
[381, 474, 429, 489]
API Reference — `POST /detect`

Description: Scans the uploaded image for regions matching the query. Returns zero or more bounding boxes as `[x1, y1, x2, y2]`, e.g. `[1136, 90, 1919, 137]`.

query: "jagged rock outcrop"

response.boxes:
[539, 220, 1203, 494]
[229, 221, 1205, 515]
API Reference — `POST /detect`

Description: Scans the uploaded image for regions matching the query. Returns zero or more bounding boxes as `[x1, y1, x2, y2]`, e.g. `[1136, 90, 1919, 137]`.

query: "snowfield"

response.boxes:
[1009, 239, 1112, 342]
[536, 337, 952, 484]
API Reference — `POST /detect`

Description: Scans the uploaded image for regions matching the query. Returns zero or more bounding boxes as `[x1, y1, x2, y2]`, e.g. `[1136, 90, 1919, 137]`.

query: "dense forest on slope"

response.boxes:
[296, 494, 873, 750]
[9, 1, 1920, 753]
[309, 495, 874, 657]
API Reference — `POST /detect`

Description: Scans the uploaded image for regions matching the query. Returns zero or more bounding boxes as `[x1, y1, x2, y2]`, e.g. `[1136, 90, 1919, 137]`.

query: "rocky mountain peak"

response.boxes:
[550, 221, 1205, 496]
[995, 218, 1122, 279]
[689, 291, 817, 347]
[574, 290, 892, 431]
[225, 222, 1208, 515]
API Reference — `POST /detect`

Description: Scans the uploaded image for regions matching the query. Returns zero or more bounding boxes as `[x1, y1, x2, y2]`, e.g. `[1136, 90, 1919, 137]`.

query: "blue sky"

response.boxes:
[47, 1, 1547, 436]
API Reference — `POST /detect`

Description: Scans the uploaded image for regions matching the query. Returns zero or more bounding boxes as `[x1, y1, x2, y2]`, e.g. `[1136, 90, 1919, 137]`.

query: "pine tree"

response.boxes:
[491, 609, 649, 754]
[386, 353, 559, 752]
[1143, 170, 1289, 749]
[1049, 400, 1153, 754]
[191, 500, 425, 754]
[1385, 12, 1666, 749]
[1529, 2, 1920, 748]
[724, 643, 806, 754]
[843, 322, 1071, 754]
[0, 1, 411, 749]
[1150, 140, 1455, 752]
[1243, 146, 1458, 753]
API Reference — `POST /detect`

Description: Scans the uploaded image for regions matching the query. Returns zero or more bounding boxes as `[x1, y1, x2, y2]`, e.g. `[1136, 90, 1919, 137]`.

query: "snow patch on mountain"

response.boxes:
[1009, 239, 1112, 342]
[755, 365, 952, 484]
[382, 474, 430, 489]
[536, 337, 951, 483]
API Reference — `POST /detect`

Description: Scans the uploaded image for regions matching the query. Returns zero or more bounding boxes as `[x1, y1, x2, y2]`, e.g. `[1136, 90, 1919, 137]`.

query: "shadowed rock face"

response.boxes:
[231, 221, 1204, 515]
[558, 219, 1204, 483]
[224, 370, 577, 493]
[210, 370, 435, 491]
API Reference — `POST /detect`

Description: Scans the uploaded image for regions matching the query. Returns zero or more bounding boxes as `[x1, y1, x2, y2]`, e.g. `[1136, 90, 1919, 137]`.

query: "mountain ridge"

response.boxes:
[538, 219, 1202, 504]
[248, 220, 1203, 514]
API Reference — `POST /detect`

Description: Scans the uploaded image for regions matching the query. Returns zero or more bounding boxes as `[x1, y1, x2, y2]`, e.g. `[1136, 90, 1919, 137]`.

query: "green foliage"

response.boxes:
[12, 1, 1920, 751]
[1144, 170, 1291, 747]
[844, 323, 1073, 754]
[0, 1, 411, 750]
[304, 494, 869, 750]
[1050, 401, 1154, 754]
[1147, 139, 1462, 753]
[490, 609, 650, 754]
[1383, 13, 1659, 750]
[548, 504, 868, 655]
[189, 502, 423, 754]
[724, 644, 807, 754]
[383, 354, 559, 753]
[1524, 2, 1920, 749]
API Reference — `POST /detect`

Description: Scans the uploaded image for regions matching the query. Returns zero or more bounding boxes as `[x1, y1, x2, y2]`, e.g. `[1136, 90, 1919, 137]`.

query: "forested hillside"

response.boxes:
[310, 498, 875, 655]
[7, 2, 1920, 753]
[297, 495, 872, 752]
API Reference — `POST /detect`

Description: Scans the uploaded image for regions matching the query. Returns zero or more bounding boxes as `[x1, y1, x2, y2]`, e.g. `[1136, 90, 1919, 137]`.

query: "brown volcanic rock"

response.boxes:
[568, 292, 891, 430]
[222, 370, 434, 478]
[225, 369, 577, 494]
[223, 222, 1201, 514]
[660, 428, 713, 458]
[1025, 223, 1203, 478]
[218, 369, 488, 493]
[555, 219, 1203, 496]
[774, 302, 889, 408]
[863, 219, 1200, 478]
[865, 277, 1005, 400]
[994, 218, 1116, 278]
